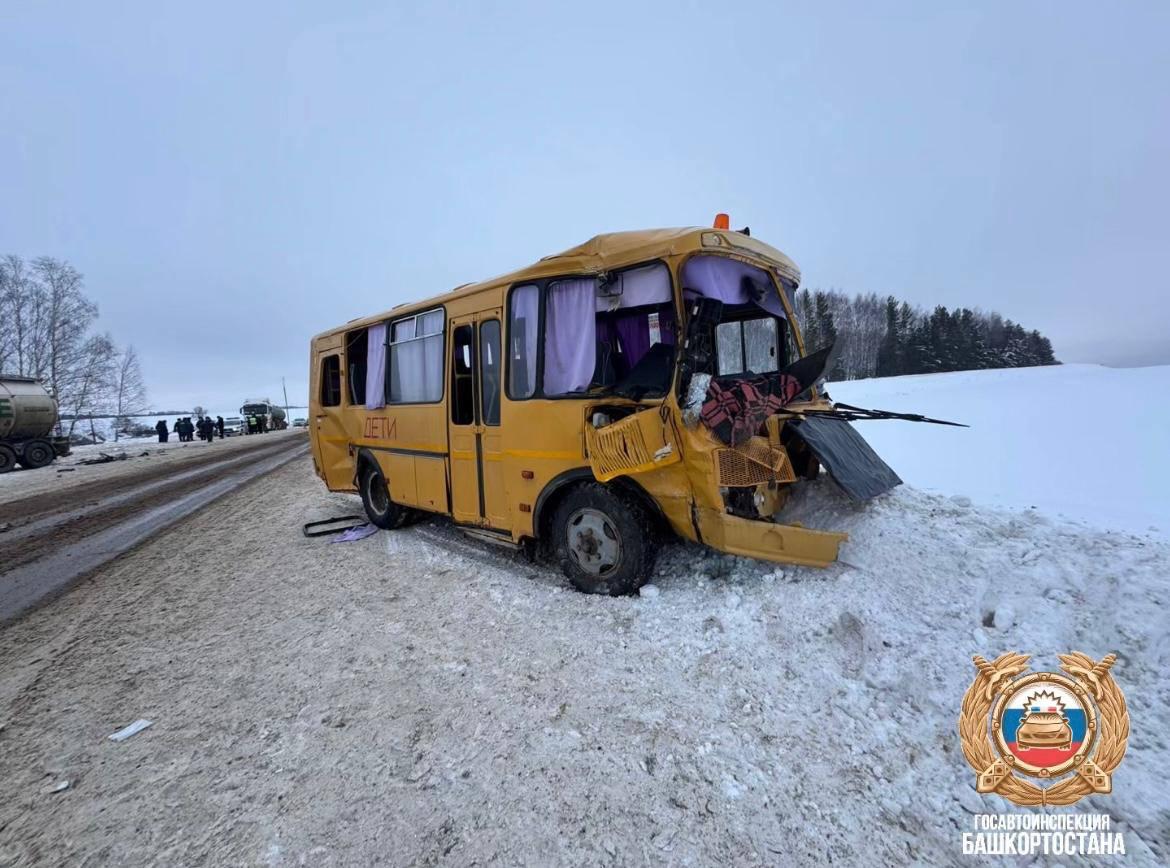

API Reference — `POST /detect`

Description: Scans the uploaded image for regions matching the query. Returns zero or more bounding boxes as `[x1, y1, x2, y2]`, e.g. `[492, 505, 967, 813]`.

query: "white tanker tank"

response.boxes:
[240, 399, 288, 433]
[0, 375, 72, 472]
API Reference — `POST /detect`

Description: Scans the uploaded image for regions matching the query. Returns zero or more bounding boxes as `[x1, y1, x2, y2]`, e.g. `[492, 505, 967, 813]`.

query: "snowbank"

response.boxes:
[828, 364, 1170, 537]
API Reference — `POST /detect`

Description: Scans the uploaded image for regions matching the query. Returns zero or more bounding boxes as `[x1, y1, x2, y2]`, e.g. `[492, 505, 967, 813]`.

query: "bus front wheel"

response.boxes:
[552, 483, 656, 596]
[359, 463, 408, 530]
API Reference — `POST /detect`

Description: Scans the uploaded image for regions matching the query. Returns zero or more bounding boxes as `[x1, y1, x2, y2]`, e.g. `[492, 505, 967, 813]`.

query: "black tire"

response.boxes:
[19, 439, 55, 470]
[552, 482, 657, 596]
[0, 444, 16, 474]
[359, 462, 409, 530]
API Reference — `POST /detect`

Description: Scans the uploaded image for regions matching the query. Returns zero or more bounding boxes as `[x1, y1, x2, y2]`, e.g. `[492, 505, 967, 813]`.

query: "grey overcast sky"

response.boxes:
[2, 1, 1167, 410]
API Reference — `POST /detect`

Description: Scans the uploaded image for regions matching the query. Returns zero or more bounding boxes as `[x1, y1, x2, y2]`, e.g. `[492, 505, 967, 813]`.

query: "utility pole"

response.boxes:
[282, 377, 289, 421]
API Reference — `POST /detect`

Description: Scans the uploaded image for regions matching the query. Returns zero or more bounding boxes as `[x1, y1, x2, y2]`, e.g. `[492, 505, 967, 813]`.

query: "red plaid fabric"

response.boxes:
[700, 372, 805, 446]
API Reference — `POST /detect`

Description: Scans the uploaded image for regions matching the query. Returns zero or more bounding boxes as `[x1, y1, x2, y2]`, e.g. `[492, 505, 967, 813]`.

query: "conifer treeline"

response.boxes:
[794, 289, 1058, 381]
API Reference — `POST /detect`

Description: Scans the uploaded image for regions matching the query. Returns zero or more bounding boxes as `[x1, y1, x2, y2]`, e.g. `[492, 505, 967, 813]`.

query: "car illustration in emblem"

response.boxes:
[1016, 710, 1073, 751]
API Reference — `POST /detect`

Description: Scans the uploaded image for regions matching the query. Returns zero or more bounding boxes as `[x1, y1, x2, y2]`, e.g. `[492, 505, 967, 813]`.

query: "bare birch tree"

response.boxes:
[111, 345, 148, 441]
[0, 255, 35, 374]
[31, 257, 99, 405]
[61, 333, 117, 436]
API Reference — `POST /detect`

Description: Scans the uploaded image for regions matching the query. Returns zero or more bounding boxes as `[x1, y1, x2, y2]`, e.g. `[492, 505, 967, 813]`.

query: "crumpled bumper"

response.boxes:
[695, 507, 848, 568]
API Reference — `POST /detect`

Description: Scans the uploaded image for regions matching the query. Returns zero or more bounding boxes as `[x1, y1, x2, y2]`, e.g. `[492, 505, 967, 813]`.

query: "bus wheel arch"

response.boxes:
[535, 471, 669, 542]
[355, 449, 409, 530]
[534, 471, 668, 596]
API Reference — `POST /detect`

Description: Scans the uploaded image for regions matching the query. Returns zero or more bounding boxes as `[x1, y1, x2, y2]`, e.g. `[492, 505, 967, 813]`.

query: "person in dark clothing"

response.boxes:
[216, 415, 225, 438]
[197, 416, 207, 441]
[173, 419, 182, 440]
[260, 414, 268, 434]
[182, 417, 194, 442]
[198, 417, 213, 443]
[155, 419, 169, 443]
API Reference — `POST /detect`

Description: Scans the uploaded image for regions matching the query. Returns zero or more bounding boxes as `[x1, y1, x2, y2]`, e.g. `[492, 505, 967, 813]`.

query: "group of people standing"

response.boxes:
[155, 416, 225, 444]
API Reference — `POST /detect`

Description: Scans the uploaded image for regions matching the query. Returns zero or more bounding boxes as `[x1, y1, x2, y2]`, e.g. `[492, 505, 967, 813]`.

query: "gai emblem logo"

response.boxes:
[959, 652, 1129, 806]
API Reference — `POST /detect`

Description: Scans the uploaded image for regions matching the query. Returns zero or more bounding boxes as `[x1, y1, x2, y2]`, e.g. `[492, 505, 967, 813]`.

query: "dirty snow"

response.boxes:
[0, 365, 1167, 865]
[0, 429, 305, 505]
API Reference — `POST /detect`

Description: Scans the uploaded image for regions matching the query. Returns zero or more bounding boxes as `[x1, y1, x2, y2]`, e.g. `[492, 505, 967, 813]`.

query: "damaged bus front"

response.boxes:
[575, 232, 904, 587]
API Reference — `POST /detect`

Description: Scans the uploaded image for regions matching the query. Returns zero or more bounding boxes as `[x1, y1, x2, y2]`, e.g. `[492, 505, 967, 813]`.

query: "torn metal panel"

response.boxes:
[789, 417, 902, 501]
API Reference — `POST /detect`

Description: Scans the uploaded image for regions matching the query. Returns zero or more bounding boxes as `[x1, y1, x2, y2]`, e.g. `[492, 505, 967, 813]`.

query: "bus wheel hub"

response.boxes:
[567, 508, 622, 576]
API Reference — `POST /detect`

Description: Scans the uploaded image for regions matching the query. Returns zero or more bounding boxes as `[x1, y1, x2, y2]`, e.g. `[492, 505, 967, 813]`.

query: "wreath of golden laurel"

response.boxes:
[958, 652, 1129, 807]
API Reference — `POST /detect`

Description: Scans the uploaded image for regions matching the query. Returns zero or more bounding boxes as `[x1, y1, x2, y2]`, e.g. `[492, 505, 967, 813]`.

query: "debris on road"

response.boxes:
[79, 452, 129, 466]
[301, 515, 366, 538]
[108, 719, 153, 742]
[45, 780, 71, 795]
[331, 523, 379, 543]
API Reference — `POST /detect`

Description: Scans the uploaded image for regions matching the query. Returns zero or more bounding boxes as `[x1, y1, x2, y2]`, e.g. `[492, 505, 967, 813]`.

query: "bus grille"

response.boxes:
[714, 437, 797, 487]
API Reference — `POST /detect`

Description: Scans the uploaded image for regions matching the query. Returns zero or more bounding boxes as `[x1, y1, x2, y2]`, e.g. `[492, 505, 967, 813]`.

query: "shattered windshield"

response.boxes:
[716, 316, 781, 375]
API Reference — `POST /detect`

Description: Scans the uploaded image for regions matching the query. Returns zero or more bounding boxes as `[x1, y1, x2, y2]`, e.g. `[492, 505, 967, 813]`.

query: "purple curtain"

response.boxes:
[365, 322, 387, 409]
[544, 278, 597, 394]
[682, 256, 785, 318]
[611, 306, 676, 369]
[613, 316, 649, 368]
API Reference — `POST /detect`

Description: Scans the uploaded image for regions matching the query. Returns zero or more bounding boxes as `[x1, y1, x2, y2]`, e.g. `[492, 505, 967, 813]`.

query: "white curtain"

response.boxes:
[389, 310, 445, 403]
[365, 322, 387, 409]
[682, 256, 786, 318]
[595, 262, 672, 311]
[544, 278, 597, 394]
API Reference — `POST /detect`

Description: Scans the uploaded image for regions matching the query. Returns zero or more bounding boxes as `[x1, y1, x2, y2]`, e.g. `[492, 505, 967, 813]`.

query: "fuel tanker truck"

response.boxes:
[240, 399, 287, 433]
[0, 375, 72, 472]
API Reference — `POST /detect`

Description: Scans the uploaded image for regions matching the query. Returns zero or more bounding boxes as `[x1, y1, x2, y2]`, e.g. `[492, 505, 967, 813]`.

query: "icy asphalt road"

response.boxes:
[0, 457, 1166, 866]
[0, 431, 308, 622]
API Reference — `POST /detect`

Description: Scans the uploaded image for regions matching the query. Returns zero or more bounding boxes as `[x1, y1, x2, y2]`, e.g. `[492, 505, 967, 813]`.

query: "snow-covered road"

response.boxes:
[1, 451, 1166, 865]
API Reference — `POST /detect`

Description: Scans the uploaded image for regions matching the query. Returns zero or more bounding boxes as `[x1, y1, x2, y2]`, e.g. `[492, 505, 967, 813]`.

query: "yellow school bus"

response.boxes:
[309, 221, 890, 594]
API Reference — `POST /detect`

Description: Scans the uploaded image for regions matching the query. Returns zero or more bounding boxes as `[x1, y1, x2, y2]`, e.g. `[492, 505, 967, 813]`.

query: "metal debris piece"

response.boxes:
[109, 719, 153, 742]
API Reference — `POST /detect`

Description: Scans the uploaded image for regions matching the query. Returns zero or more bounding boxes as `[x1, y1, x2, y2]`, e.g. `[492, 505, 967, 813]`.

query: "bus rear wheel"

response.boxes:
[552, 483, 656, 596]
[359, 463, 408, 530]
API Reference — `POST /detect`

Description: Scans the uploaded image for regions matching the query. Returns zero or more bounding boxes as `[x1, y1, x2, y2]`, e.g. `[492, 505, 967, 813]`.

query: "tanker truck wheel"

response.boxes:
[0, 444, 16, 473]
[19, 439, 55, 470]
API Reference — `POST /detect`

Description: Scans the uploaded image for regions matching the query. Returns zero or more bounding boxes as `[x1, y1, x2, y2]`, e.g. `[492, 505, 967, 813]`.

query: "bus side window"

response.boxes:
[508, 284, 539, 399]
[320, 354, 341, 406]
[480, 320, 501, 426]
[451, 325, 476, 425]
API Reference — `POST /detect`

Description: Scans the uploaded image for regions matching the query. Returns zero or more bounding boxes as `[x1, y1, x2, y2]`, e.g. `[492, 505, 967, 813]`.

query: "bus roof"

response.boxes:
[315, 227, 800, 340]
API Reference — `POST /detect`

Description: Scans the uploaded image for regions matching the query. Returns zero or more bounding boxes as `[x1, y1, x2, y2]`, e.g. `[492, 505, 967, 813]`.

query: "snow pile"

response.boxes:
[373, 472, 1169, 863]
[827, 363, 1170, 537]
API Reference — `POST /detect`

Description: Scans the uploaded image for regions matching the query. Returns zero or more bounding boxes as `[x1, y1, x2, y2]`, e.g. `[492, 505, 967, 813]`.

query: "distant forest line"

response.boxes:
[794, 288, 1058, 381]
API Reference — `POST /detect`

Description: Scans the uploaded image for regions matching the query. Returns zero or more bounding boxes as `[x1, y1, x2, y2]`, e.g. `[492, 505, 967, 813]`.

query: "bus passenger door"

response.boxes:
[448, 320, 482, 524]
[477, 314, 509, 528]
[447, 312, 510, 529]
[313, 349, 354, 490]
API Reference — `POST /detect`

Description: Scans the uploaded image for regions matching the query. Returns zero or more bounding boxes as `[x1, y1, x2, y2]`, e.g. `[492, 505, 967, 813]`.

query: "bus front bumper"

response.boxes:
[694, 507, 847, 568]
